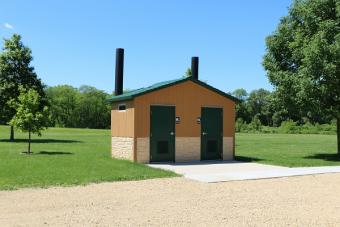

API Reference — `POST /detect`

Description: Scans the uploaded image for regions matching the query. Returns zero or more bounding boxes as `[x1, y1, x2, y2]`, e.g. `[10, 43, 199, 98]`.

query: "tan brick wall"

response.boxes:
[175, 137, 200, 162]
[223, 137, 234, 160]
[136, 137, 149, 163]
[111, 137, 134, 160]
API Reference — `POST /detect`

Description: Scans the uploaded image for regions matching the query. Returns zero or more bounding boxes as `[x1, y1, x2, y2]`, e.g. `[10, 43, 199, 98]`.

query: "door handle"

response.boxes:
[170, 132, 174, 136]
[202, 132, 207, 135]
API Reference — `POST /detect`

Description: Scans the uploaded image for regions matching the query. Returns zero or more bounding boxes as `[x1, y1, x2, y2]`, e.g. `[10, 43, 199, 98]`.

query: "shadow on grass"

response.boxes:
[0, 139, 81, 143]
[235, 155, 265, 162]
[21, 151, 73, 155]
[304, 153, 340, 162]
[36, 151, 73, 155]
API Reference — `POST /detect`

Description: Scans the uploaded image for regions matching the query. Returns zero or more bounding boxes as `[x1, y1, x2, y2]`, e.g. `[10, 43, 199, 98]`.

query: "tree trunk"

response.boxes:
[10, 126, 14, 142]
[337, 118, 340, 156]
[28, 130, 31, 154]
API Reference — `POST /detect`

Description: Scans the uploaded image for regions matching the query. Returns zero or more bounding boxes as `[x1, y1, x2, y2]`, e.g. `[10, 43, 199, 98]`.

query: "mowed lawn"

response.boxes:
[236, 133, 339, 167]
[1, 125, 339, 190]
[0, 125, 177, 190]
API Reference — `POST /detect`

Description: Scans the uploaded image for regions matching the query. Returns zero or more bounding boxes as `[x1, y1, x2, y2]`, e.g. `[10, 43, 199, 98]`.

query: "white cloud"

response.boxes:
[4, 23, 14, 30]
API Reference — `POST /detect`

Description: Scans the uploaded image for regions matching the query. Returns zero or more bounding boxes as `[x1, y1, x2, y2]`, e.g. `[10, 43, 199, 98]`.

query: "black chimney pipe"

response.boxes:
[115, 48, 124, 96]
[191, 57, 199, 80]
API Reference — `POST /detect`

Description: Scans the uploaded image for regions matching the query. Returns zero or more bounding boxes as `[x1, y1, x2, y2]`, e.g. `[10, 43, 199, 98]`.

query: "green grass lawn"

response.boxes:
[236, 133, 339, 167]
[1, 125, 339, 190]
[0, 125, 177, 190]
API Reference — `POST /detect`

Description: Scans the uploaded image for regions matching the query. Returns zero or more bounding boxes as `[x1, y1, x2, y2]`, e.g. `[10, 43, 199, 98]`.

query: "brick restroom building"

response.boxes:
[108, 48, 238, 163]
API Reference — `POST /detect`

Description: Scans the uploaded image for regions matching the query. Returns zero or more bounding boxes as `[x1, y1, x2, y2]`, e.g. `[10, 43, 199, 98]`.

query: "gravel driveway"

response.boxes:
[1, 174, 340, 226]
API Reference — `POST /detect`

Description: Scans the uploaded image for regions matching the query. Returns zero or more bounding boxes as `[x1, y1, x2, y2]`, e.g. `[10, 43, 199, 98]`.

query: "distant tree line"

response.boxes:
[231, 88, 336, 132]
[45, 85, 111, 129]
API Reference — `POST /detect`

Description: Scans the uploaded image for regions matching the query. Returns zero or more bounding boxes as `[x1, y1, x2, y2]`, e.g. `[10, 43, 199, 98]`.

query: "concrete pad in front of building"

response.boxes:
[148, 161, 340, 183]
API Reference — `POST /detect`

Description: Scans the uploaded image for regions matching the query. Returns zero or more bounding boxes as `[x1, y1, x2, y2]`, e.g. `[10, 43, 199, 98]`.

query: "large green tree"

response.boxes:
[263, 0, 340, 154]
[0, 34, 46, 141]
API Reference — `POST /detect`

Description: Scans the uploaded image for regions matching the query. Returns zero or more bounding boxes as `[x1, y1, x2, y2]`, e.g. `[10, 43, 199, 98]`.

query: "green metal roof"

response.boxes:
[107, 77, 239, 103]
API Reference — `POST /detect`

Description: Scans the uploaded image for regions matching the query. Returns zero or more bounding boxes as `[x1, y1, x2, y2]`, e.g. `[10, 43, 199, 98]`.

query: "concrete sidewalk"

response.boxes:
[148, 161, 340, 183]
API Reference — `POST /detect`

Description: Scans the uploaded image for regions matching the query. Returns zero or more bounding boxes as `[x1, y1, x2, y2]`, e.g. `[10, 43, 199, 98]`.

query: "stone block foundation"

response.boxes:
[223, 137, 234, 160]
[136, 137, 150, 163]
[111, 137, 134, 161]
[175, 137, 200, 162]
[126, 136, 234, 163]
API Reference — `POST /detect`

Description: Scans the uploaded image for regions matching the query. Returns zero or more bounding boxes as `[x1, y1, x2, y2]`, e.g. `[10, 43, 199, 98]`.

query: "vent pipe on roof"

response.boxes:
[115, 48, 124, 96]
[191, 57, 199, 80]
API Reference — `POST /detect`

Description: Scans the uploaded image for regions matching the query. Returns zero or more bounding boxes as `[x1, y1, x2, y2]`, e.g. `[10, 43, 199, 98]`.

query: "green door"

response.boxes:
[201, 107, 223, 160]
[150, 105, 175, 162]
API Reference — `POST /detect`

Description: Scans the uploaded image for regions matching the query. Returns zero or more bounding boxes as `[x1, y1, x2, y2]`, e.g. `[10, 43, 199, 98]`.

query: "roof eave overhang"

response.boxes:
[107, 77, 240, 104]
[107, 96, 134, 103]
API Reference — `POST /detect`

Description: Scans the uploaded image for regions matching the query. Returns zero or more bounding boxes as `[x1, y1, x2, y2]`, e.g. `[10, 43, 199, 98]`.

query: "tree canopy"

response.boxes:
[9, 86, 50, 153]
[0, 34, 46, 140]
[263, 0, 340, 153]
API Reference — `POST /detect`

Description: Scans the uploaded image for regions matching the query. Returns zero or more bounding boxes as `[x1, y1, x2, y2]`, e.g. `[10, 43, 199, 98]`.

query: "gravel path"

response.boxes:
[1, 173, 340, 226]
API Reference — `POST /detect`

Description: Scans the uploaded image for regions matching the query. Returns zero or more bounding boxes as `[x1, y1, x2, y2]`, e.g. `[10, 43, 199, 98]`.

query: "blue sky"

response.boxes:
[0, 0, 292, 94]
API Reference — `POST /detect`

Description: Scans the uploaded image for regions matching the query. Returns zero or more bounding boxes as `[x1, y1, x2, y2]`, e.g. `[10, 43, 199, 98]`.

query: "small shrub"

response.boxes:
[279, 120, 299, 134]
[235, 119, 336, 135]
[248, 116, 262, 133]
[235, 118, 244, 132]
[261, 126, 278, 134]
[300, 122, 318, 134]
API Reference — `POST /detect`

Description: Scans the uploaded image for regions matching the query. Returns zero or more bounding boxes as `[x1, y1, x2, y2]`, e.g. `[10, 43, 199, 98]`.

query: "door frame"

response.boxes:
[200, 106, 223, 160]
[149, 105, 176, 163]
